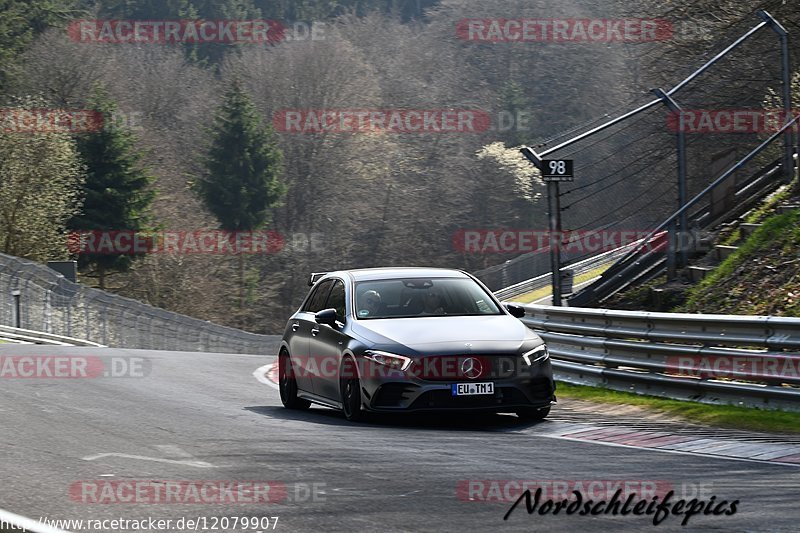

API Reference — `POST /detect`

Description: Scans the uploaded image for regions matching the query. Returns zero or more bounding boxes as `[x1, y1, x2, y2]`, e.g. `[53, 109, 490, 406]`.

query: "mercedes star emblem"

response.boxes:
[461, 357, 482, 379]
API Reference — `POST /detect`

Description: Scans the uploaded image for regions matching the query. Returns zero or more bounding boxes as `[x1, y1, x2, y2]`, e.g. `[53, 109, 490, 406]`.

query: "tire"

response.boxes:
[279, 351, 310, 410]
[340, 357, 365, 422]
[516, 405, 550, 421]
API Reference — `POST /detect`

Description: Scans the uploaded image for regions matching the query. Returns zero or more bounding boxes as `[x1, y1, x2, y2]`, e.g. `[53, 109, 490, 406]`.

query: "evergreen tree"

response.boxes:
[195, 81, 285, 232]
[499, 80, 530, 147]
[255, 0, 439, 21]
[0, 0, 89, 91]
[99, 0, 263, 65]
[70, 86, 154, 289]
[194, 81, 285, 313]
[98, 0, 191, 19]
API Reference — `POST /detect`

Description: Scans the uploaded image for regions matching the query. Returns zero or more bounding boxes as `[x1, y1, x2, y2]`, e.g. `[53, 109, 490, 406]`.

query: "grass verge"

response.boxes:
[556, 382, 800, 434]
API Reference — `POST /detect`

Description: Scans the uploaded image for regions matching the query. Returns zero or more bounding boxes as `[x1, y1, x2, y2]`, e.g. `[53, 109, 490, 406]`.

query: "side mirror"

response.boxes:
[315, 308, 339, 327]
[505, 304, 525, 318]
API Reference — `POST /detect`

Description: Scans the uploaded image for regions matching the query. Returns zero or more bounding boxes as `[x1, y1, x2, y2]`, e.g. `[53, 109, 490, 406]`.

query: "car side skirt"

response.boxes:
[297, 391, 343, 410]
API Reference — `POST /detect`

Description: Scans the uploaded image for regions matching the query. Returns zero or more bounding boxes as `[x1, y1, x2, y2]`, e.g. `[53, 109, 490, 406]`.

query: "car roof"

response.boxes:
[328, 267, 471, 282]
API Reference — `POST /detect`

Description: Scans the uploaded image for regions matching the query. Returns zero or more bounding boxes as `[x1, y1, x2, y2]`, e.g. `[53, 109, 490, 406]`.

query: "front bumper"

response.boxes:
[359, 356, 556, 413]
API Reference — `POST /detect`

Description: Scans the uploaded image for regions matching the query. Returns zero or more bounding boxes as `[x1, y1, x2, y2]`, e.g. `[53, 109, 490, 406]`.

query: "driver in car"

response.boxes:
[420, 291, 444, 315]
[360, 290, 383, 317]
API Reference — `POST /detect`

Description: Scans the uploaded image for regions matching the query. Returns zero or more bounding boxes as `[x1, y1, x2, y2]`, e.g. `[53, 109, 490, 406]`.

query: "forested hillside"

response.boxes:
[0, 0, 797, 331]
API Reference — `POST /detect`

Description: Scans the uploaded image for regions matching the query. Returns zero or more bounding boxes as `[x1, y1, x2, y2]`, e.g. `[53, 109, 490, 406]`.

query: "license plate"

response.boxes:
[451, 382, 494, 396]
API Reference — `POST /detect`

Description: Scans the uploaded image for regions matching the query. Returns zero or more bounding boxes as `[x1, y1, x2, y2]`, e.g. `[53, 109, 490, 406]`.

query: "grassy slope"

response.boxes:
[679, 208, 800, 315]
[720, 184, 793, 246]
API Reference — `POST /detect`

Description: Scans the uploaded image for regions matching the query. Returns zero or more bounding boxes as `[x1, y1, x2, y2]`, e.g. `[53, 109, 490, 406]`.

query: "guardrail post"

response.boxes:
[11, 289, 20, 328]
[44, 289, 51, 333]
[758, 10, 796, 180]
[653, 88, 688, 271]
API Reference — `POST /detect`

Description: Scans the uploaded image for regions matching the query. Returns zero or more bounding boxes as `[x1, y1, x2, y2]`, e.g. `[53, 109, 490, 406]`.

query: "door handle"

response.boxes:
[311, 328, 320, 337]
[291, 322, 300, 332]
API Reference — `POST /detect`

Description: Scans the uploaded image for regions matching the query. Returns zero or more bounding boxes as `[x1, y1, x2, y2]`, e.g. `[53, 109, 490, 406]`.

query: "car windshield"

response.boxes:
[354, 277, 502, 319]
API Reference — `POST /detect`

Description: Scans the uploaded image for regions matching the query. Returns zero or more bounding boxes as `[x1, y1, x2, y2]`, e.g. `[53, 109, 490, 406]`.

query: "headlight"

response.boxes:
[522, 344, 549, 365]
[364, 350, 412, 371]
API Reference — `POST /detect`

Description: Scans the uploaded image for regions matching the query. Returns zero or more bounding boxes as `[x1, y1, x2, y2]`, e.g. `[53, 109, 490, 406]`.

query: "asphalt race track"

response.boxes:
[0, 345, 798, 532]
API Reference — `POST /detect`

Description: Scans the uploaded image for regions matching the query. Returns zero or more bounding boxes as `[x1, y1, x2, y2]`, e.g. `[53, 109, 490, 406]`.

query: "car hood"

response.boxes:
[349, 315, 538, 354]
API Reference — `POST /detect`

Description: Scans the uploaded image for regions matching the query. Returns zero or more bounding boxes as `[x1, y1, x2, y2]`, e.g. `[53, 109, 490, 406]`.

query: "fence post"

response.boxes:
[547, 180, 564, 305]
[44, 289, 51, 333]
[521, 146, 564, 305]
[653, 88, 689, 272]
[758, 10, 795, 180]
[11, 289, 20, 328]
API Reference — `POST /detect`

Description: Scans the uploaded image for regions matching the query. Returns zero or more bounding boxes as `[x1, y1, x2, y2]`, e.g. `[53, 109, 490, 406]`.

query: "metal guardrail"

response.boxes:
[515, 303, 800, 412]
[0, 252, 281, 354]
[0, 325, 105, 346]
[473, 248, 552, 293]
[493, 241, 642, 301]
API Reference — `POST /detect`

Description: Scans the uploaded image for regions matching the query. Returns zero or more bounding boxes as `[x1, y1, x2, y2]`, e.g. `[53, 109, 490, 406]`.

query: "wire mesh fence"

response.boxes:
[475, 12, 796, 293]
[0, 252, 280, 354]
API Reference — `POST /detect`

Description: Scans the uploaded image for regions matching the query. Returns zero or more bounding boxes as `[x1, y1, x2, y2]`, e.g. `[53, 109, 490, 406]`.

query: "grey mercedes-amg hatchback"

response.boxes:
[278, 267, 555, 421]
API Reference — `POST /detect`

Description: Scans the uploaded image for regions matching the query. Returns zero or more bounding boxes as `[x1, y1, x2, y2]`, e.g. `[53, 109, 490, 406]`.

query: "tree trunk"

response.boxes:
[238, 253, 245, 328]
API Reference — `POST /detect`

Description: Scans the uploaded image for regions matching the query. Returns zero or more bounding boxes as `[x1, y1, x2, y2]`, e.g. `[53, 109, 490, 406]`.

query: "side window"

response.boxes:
[325, 280, 346, 319]
[303, 280, 333, 313]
